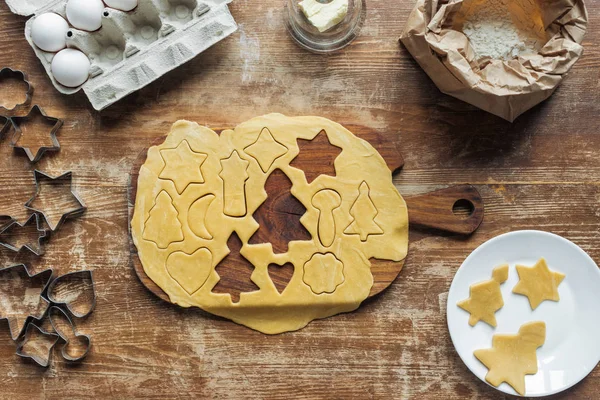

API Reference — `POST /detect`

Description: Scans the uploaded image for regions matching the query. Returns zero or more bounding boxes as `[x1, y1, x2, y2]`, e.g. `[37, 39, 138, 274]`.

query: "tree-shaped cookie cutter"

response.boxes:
[0, 68, 33, 114]
[0, 213, 47, 256]
[9, 105, 62, 163]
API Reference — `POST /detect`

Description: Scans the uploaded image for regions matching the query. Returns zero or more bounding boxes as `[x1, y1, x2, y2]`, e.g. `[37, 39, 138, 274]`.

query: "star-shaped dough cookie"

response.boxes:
[474, 321, 546, 396]
[244, 128, 288, 173]
[159, 140, 207, 194]
[512, 258, 565, 310]
[457, 264, 508, 327]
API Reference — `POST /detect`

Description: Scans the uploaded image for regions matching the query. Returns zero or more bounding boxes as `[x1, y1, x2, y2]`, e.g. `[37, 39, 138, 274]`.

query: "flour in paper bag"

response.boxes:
[461, 0, 546, 61]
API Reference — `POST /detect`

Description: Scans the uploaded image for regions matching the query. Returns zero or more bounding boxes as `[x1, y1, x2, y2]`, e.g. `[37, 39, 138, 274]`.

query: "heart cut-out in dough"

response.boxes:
[166, 248, 213, 295]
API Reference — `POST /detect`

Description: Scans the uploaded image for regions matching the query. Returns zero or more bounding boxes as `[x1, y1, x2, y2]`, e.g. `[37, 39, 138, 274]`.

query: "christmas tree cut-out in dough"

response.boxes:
[457, 263, 509, 327]
[512, 258, 565, 310]
[474, 321, 546, 396]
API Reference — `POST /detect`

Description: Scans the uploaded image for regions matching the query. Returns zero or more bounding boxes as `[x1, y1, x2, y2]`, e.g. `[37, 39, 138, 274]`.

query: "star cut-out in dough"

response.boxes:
[244, 128, 288, 173]
[474, 321, 546, 396]
[512, 258, 565, 310]
[290, 130, 342, 184]
[457, 263, 509, 327]
[159, 140, 207, 194]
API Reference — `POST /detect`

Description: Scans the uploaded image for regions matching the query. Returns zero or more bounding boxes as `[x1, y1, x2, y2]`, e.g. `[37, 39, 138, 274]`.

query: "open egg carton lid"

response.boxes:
[5, 0, 237, 110]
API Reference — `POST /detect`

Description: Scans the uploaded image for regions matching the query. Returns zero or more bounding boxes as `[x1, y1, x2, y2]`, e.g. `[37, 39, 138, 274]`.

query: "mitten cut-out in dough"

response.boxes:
[457, 264, 509, 327]
[512, 258, 565, 310]
[474, 321, 546, 396]
[131, 114, 409, 333]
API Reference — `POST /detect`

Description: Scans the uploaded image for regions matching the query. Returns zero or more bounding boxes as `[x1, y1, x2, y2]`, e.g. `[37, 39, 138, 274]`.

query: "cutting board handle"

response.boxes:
[405, 185, 484, 235]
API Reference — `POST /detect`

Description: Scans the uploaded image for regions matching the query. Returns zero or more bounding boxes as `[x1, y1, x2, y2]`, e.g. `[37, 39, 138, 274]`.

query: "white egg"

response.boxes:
[51, 48, 91, 88]
[104, 0, 138, 12]
[66, 0, 104, 31]
[30, 13, 69, 52]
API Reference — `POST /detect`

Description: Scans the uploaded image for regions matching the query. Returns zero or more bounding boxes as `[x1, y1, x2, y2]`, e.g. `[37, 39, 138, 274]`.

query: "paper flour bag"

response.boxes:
[400, 0, 588, 121]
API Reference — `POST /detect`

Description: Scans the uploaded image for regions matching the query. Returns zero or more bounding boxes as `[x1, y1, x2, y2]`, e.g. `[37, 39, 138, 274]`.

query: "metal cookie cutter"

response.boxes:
[0, 68, 34, 114]
[0, 264, 53, 340]
[16, 321, 59, 367]
[48, 306, 91, 362]
[46, 270, 96, 318]
[25, 170, 87, 232]
[9, 105, 62, 163]
[0, 213, 47, 256]
[0, 115, 11, 137]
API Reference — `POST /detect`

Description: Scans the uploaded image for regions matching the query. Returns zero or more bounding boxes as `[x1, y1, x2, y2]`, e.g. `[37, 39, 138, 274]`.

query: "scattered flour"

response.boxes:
[461, 0, 544, 60]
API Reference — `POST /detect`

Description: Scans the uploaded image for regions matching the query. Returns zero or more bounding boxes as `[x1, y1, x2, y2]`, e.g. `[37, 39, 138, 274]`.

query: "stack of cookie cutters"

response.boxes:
[0, 265, 97, 367]
[0, 169, 87, 257]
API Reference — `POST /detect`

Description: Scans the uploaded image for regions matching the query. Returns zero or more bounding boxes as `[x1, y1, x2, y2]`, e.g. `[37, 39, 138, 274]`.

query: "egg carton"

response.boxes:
[6, 0, 237, 110]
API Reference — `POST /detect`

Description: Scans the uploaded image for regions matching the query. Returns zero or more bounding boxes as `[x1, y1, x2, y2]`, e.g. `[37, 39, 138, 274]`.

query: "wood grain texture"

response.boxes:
[0, 0, 600, 398]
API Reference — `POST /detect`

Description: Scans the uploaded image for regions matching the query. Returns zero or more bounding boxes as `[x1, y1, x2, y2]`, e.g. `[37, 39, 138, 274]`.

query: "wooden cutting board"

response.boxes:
[127, 125, 484, 301]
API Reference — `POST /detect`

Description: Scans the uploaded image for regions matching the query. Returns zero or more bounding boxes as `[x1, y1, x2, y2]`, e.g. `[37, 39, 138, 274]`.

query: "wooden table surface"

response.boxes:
[0, 0, 599, 398]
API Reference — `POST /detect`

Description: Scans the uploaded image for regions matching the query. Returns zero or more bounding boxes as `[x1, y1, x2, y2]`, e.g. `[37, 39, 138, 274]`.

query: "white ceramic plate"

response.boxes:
[447, 230, 600, 397]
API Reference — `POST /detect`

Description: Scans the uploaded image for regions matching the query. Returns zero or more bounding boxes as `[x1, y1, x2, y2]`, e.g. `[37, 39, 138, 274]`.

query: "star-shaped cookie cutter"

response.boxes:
[0, 264, 53, 341]
[0, 213, 47, 256]
[9, 105, 62, 163]
[25, 170, 87, 232]
[0, 68, 33, 114]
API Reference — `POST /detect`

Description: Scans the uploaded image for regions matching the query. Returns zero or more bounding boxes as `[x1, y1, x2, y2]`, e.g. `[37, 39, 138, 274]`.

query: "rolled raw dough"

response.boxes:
[131, 114, 409, 334]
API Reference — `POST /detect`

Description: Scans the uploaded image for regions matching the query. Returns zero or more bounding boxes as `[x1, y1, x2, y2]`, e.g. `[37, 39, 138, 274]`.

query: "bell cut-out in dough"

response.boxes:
[512, 258, 565, 310]
[142, 190, 184, 249]
[244, 127, 288, 173]
[344, 181, 383, 241]
[131, 114, 409, 334]
[159, 140, 207, 194]
[219, 150, 249, 217]
[188, 194, 215, 239]
[457, 263, 509, 327]
[166, 248, 213, 295]
[303, 253, 345, 294]
[474, 321, 546, 396]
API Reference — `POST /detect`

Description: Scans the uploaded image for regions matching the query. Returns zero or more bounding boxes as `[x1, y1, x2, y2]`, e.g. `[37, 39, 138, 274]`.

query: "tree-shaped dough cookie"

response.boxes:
[512, 258, 565, 310]
[344, 181, 383, 241]
[474, 321, 546, 396]
[142, 190, 183, 249]
[457, 264, 509, 327]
